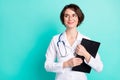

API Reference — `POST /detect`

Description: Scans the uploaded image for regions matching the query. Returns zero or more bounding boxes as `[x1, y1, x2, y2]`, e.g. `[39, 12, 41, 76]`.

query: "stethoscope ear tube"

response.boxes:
[57, 33, 67, 57]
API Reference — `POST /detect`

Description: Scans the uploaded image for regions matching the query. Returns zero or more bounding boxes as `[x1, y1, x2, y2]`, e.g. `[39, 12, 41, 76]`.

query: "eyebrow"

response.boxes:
[64, 13, 77, 17]
[64, 12, 77, 15]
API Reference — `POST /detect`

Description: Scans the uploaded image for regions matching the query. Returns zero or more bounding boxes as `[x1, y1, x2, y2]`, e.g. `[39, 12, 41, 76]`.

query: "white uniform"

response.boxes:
[44, 32, 103, 80]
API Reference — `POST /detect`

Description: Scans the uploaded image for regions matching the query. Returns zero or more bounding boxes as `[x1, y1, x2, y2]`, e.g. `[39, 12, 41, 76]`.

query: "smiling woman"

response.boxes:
[0, 0, 120, 80]
[44, 4, 103, 80]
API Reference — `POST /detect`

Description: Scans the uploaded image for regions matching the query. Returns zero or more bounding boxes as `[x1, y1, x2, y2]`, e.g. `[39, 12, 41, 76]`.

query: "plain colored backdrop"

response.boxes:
[0, 0, 120, 80]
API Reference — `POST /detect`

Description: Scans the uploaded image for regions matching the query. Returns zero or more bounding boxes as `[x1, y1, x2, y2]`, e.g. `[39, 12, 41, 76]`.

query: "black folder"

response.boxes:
[72, 38, 100, 73]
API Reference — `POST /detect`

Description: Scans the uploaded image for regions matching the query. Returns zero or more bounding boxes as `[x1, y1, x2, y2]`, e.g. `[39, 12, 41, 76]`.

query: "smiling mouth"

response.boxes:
[68, 22, 74, 24]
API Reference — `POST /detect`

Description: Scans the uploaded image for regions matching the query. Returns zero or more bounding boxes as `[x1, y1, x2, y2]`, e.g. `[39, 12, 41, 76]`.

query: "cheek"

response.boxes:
[64, 18, 68, 21]
[75, 19, 79, 25]
[76, 18, 79, 23]
[64, 18, 68, 24]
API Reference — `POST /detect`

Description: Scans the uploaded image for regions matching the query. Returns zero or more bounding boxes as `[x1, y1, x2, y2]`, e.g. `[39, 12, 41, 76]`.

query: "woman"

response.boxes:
[44, 4, 103, 80]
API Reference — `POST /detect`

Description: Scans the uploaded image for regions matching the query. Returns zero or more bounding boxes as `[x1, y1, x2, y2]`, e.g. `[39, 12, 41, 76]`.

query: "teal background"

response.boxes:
[0, 0, 120, 80]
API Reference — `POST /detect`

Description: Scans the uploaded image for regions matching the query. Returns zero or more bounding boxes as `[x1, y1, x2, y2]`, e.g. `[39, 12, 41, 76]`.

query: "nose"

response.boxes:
[68, 16, 73, 20]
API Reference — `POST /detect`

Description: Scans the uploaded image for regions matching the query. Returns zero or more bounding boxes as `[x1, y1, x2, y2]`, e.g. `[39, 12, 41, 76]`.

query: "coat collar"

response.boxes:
[60, 31, 83, 41]
[59, 31, 85, 47]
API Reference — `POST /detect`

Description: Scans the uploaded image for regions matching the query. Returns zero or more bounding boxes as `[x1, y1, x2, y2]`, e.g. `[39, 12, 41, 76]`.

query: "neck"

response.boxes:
[66, 28, 78, 37]
[65, 28, 78, 46]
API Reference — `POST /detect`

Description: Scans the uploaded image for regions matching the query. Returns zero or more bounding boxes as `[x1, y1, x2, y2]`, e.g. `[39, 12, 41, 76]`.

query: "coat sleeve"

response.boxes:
[85, 53, 103, 72]
[44, 37, 65, 73]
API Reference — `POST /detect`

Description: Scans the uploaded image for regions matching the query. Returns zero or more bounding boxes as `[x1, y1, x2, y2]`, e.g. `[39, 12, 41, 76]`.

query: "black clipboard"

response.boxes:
[72, 38, 100, 73]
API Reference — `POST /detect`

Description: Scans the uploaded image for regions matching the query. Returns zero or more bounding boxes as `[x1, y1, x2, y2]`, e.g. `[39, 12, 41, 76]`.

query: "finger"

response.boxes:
[77, 44, 82, 49]
[77, 45, 80, 49]
[80, 45, 85, 49]
[77, 58, 82, 61]
[77, 59, 83, 65]
[76, 46, 79, 50]
[75, 49, 78, 53]
[75, 59, 83, 66]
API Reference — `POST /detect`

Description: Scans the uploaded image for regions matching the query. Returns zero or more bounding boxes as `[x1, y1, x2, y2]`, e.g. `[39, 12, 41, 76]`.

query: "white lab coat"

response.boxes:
[44, 32, 103, 80]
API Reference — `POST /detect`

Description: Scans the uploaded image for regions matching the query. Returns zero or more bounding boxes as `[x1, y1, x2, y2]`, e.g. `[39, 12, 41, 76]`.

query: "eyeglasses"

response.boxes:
[57, 40, 68, 57]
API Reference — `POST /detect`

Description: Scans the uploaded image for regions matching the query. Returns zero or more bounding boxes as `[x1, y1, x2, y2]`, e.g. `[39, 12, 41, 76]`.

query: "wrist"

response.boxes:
[84, 52, 91, 63]
[63, 61, 68, 68]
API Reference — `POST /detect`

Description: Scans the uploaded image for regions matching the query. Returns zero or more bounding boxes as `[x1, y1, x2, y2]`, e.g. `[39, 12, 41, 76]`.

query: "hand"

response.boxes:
[75, 44, 91, 63]
[75, 44, 88, 57]
[63, 58, 83, 68]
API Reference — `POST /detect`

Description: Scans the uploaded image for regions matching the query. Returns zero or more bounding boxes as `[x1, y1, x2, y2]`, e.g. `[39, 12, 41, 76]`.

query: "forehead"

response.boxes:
[64, 8, 76, 14]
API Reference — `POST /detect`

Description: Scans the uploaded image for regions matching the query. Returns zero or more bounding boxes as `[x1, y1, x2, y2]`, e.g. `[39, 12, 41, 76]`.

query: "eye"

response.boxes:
[64, 14, 69, 18]
[73, 14, 77, 17]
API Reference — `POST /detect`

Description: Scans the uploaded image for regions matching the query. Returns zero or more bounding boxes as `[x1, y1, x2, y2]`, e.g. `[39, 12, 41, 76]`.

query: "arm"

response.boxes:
[44, 37, 64, 73]
[63, 57, 83, 68]
[85, 53, 103, 72]
[76, 45, 103, 72]
[44, 37, 83, 73]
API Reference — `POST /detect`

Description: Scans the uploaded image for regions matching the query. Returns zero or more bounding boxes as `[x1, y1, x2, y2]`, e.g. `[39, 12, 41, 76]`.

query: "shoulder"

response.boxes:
[52, 33, 61, 39]
[78, 32, 90, 40]
[51, 33, 62, 42]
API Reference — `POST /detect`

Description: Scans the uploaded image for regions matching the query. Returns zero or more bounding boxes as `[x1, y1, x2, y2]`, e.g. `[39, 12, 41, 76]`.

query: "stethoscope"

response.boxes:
[57, 33, 79, 57]
[57, 33, 68, 57]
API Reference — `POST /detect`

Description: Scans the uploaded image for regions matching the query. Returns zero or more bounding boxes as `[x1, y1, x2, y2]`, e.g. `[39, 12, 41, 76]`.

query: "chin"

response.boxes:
[68, 25, 76, 28]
